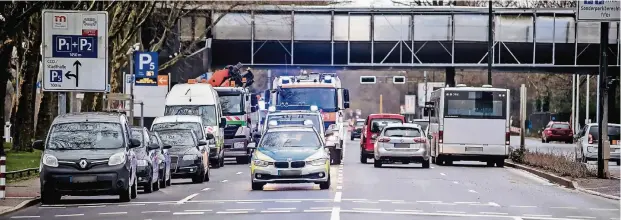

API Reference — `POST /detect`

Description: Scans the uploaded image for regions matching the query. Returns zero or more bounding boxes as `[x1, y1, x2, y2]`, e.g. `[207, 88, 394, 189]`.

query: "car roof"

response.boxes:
[153, 115, 203, 123]
[266, 126, 317, 133]
[368, 113, 404, 119]
[411, 119, 429, 122]
[53, 112, 124, 124]
[586, 123, 621, 127]
[155, 128, 195, 134]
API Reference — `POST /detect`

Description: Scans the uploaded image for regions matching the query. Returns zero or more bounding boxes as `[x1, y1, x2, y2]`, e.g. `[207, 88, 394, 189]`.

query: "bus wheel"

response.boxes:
[495, 160, 505, 167]
[486, 161, 494, 167]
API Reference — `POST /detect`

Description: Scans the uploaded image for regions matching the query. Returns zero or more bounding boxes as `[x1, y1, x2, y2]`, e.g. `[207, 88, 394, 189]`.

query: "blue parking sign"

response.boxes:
[134, 52, 158, 79]
[50, 70, 63, 82]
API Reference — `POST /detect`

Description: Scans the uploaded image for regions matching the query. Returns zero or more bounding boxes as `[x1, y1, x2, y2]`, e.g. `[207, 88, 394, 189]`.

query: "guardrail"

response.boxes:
[6, 167, 39, 180]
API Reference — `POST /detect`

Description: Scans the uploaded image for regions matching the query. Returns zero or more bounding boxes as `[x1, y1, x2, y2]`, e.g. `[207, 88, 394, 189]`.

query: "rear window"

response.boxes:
[383, 127, 422, 137]
[551, 124, 570, 129]
[589, 125, 621, 140]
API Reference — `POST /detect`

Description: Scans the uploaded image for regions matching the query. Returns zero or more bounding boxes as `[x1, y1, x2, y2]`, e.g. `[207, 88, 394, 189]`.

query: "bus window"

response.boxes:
[444, 91, 506, 119]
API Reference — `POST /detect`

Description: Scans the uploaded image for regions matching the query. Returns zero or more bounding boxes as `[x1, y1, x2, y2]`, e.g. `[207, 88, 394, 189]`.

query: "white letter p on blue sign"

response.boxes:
[139, 54, 152, 70]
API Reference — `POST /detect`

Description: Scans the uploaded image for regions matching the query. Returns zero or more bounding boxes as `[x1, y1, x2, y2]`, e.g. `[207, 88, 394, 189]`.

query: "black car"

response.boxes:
[33, 112, 141, 204]
[131, 126, 171, 193]
[350, 119, 365, 140]
[147, 131, 172, 187]
[156, 129, 211, 183]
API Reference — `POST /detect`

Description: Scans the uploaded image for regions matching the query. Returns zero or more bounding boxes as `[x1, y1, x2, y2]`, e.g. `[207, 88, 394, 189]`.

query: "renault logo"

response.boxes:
[79, 159, 88, 168]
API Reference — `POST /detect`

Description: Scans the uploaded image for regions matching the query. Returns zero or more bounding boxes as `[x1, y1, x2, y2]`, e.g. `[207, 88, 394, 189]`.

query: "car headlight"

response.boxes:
[137, 159, 148, 166]
[208, 139, 216, 144]
[42, 154, 59, 167]
[253, 160, 271, 167]
[587, 146, 597, 153]
[307, 158, 327, 166]
[183, 155, 198, 161]
[108, 152, 126, 166]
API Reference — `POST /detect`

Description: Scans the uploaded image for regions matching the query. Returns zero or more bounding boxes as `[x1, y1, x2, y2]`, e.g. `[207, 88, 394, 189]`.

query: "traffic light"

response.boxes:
[360, 76, 376, 84]
[393, 76, 406, 84]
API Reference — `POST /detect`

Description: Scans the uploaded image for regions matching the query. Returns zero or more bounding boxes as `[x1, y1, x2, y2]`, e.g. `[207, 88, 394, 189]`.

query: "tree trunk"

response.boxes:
[12, 13, 42, 152]
[0, 42, 13, 154]
[35, 93, 57, 140]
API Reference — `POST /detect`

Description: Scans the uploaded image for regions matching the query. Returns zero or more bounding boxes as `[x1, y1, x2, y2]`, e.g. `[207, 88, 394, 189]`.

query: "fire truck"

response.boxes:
[268, 71, 350, 164]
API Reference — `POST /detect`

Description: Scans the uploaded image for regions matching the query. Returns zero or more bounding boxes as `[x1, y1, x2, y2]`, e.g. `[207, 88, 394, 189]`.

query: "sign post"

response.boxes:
[42, 10, 109, 114]
[577, 0, 620, 179]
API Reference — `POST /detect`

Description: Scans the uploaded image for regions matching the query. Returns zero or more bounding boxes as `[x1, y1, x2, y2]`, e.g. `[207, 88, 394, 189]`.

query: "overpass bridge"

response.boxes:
[204, 5, 619, 74]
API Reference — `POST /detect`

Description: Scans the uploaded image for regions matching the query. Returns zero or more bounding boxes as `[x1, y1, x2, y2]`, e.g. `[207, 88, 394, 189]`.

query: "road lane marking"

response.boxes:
[217, 211, 248, 214]
[118, 203, 145, 207]
[330, 207, 340, 220]
[550, 207, 577, 209]
[261, 210, 291, 213]
[353, 200, 378, 204]
[173, 212, 204, 215]
[337, 186, 343, 189]
[226, 209, 255, 211]
[394, 209, 422, 212]
[177, 193, 199, 204]
[275, 200, 301, 203]
[334, 192, 342, 202]
[468, 190, 478, 193]
[311, 207, 333, 209]
[78, 205, 104, 208]
[440, 173, 446, 176]
[236, 172, 243, 175]
[480, 212, 508, 215]
[512, 217, 524, 220]
[39, 206, 65, 209]
[437, 211, 466, 214]
[566, 216, 595, 219]
[391, 201, 409, 204]
[379, 200, 404, 202]
[417, 201, 441, 203]
[201, 188, 210, 191]
[431, 203, 457, 206]
[589, 208, 618, 211]
[454, 202, 479, 204]
[304, 209, 331, 212]
[10, 217, 40, 219]
[184, 210, 213, 212]
[237, 201, 262, 204]
[221, 180, 228, 183]
[191, 198, 333, 203]
[268, 208, 297, 210]
[523, 214, 552, 217]
[141, 211, 170, 213]
[452, 181, 459, 184]
[99, 212, 127, 215]
[314, 200, 332, 203]
[510, 205, 536, 208]
[488, 202, 501, 207]
[353, 208, 381, 211]
[54, 214, 84, 217]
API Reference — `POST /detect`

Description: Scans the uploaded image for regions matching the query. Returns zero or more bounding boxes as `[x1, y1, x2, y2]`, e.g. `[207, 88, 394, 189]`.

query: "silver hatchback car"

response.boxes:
[373, 123, 431, 168]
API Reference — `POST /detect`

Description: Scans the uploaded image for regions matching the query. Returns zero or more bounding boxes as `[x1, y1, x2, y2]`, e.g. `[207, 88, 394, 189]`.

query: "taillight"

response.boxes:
[588, 134, 593, 144]
[505, 132, 510, 145]
[414, 137, 426, 143]
[439, 130, 443, 143]
[378, 137, 391, 142]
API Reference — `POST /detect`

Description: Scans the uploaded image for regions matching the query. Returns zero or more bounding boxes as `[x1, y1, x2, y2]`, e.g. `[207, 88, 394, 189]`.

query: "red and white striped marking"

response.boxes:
[0, 156, 5, 199]
[206, 127, 214, 133]
[225, 116, 242, 121]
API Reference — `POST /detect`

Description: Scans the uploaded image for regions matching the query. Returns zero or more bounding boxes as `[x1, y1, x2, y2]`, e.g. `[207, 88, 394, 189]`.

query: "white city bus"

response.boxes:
[428, 85, 510, 167]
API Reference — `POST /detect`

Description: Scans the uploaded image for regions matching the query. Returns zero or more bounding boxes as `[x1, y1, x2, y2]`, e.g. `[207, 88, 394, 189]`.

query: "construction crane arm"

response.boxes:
[206, 63, 254, 88]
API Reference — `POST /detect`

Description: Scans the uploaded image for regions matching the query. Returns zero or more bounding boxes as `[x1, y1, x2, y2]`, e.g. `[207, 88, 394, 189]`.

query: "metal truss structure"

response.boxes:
[203, 5, 620, 69]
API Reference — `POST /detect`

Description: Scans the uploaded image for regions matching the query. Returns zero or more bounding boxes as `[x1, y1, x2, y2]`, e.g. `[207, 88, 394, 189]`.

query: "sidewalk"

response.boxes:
[576, 178, 620, 198]
[0, 178, 40, 214]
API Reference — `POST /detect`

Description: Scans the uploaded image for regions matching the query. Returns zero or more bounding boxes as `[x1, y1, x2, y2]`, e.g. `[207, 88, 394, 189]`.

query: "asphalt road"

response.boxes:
[3, 135, 620, 220]
[510, 136, 620, 174]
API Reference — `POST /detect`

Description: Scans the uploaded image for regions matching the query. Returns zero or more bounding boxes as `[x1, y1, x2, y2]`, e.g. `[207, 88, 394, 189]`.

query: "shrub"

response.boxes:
[513, 149, 596, 179]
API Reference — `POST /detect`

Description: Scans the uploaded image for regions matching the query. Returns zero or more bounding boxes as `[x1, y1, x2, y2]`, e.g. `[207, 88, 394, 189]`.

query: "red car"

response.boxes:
[541, 121, 573, 143]
[360, 114, 405, 163]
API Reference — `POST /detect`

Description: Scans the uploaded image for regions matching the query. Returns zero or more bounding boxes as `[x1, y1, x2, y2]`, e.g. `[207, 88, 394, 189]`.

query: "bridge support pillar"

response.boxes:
[445, 67, 455, 87]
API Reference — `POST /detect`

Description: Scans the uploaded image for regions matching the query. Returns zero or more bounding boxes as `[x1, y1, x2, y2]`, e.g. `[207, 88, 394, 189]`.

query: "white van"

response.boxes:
[164, 83, 226, 168]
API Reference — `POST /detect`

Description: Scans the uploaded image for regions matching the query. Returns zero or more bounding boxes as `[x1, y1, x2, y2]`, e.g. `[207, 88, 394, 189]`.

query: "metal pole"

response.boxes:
[571, 74, 576, 133]
[129, 51, 135, 126]
[597, 21, 609, 179]
[520, 84, 526, 150]
[58, 93, 67, 115]
[596, 74, 600, 123]
[379, 94, 383, 114]
[140, 102, 144, 128]
[487, 0, 493, 85]
[577, 74, 580, 129]
[586, 75, 590, 124]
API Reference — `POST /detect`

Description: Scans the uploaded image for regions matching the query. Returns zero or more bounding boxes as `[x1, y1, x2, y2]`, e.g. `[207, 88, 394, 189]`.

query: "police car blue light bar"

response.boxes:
[310, 105, 318, 112]
[268, 106, 276, 112]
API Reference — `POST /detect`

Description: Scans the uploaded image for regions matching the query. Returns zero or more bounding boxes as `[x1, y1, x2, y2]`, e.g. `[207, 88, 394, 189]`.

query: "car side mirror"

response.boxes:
[129, 138, 141, 148]
[32, 140, 44, 150]
[219, 117, 227, 128]
[198, 140, 208, 146]
[205, 133, 215, 140]
[247, 143, 256, 149]
[148, 143, 160, 150]
[163, 144, 172, 149]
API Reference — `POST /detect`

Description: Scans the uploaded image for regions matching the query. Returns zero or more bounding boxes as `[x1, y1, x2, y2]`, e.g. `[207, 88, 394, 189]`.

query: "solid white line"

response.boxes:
[39, 206, 66, 209]
[118, 203, 145, 207]
[417, 201, 441, 203]
[480, 212, 508, 215]
[440, 173, 446, 176]
[334, 192, 342, 202]
[184, 210, 213, 212]
[261, 210, 291, 213]
[78, 205, 104, 208]
[191, 198, 333, 203]
[304, 209, 331, 212]
[226, 209, 255, 211]
[341, 210, 581, 220]
[54, 214, 84, 217]
[236, 172, 243, 175]
[99, 212, 127, 215]
[237, 201, 262, 204]
[353, 208, 381, 211]
[437, 211, 466, 214]
[394, 209, 422, 212]
[523, 214, 552, 217]
[221, 180, 228, 183]
[173, 212, 204, 215]
[177, 193, 200, 204]
[217, 211, 248, 214]
[268, 208, 297, 210]
[330, 207, 340, 220]
[550, 207, 577, 209]
[589, 208, 619, 211]
[468, 190, 478, 193]
[275, 200, 301, 203]
[10, 217, 40, 219]
[566, 216, 595, 219]
[201, 188, 211, 191]
[141, 211, 170, 213]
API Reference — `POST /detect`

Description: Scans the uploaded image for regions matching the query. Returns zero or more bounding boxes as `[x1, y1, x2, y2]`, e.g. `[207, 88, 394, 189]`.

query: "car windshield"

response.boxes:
[164, 105, 217, 126]
[157, 130, 195, 148]
[267, 114, 322, 133]
[259, 130, 321, 149]
[219, 94, 243, 115]
[551, 123, 570, 129]
[371, 118, 402, 131]
[152, 122, 204, 140]
[412, 121, 429, 131]
[46, 122, 124, 150]
[277, 88, 337, 111]
[384, 127, 422, 137]
[355, 121, 365, 126]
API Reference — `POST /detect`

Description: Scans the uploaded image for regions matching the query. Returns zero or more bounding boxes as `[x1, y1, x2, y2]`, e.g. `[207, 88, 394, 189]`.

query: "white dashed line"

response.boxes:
[454, 202, 479, 204]
[417, 200, 441, 203]
[353, 201, 379, 204]
[78, 205, 104, 208]
[141, 211, 170, 213]
[217, 211, 248, 214]
[431, 166, 435, 169]
[551, 207, 577, 209]
[391, 201, 409, 204]
[54, 214, 84, 217]
[590, 208, 619, 211]
[311, 207, 333, 209]
[10, 216, 40, 219]
[437, 211, 466, 214]
[99, 212, 127, 215]
[432, 203, 457, 206]
[237, 201, 262, 204]
[353, 208, 381, 211]
[334, 192, 342, 203]
[452, 181, 459, 184]
[440, 173, 446, 176]
[261, 210, 291, 213]
[304, 209, 331, 212]
[379, 200, 404, 202]
[221, 180, 228, 183]
[394, 209, 422, 212]
[337, 185, 343, 189]
[523, 214, 552, 217]
[184, 210, 213, 212]
[39, 206, 66, 209]
[330, 207, 340, 220]
[226, 209, 255, 211]
[510, 205, 536, 208]
[488, 202, 501, 207]
[566, 216, 595, 219]
[268, 208, 297, 210]
[201, 188, 211, 191]
[173, 212, 204, 215]
[177, 193, 200, 204]
[236, 172, 243, 175]
[480, 212, 508, 215]
[118, 204, 145, 207]
[275, 200, 301, 203]
[468, 190, 478, 193]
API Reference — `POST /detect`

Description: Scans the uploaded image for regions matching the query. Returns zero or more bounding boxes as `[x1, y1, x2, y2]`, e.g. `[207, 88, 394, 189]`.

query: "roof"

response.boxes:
[385, 123, 422, 128]
[586, 123, 621, 126]
[53, 112, 124, 124]
[368, 113, 404, 118]
[153, 115, 203, 124]
[268, 111, 320, 116]
[441, 87, 509, 92]
[155, 128, 196, 135]
[281, 84, 336, 88]
[266, 126, 317, 133]
[411, 119, 429, 122]
[166, 83, 217, 105]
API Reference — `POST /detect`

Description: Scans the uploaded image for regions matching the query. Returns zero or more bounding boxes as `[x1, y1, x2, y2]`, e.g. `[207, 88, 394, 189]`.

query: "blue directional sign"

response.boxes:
[51, 35, 98, 58]
[134, 52, 158, 78]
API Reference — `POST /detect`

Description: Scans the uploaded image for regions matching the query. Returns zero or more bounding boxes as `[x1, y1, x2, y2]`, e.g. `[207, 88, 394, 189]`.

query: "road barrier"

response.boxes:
[0, 156, 5, 199]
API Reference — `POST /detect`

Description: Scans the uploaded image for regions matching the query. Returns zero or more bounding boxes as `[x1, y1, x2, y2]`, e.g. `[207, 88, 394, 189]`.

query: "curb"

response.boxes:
[0, 198, 40, 216]
[505, 160, 620, 201]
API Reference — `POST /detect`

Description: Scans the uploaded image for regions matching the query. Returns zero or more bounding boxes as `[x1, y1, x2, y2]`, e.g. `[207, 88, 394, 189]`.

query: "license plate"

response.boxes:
[394, 143, 410, 148]
[465, 147, 483, 152]
[278, 170, 301, 176]
[71, 176, 97, 183]
[234, 142, 245, 148]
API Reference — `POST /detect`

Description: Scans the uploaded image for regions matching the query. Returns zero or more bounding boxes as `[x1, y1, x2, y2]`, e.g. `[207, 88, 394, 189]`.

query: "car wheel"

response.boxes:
[350, 135, 354, 141]
[360, 151, 367, 164]
[617, 160, 620, 166]
[422, 159, 430, 168]
[131, 176, 138, 199]
[41, 189, 61, 204]
[120, 177, 132, 202]
[319, 174, 330, 190]
[332, 149, 342, 165]
[166, 170, 172, 186]
[159, 168, 167, 189]
[192, 168, 205, 183]
[251, 182, 264, 190]
[374, 158, 382, 168]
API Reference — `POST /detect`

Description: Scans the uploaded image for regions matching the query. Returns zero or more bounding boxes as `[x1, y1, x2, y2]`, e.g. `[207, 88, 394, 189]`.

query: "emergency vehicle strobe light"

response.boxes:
[268, 106, 276, 112]
[303, 120, 313, 126]
[268, 120, 278, 126]
[310, 105, 318, 112]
